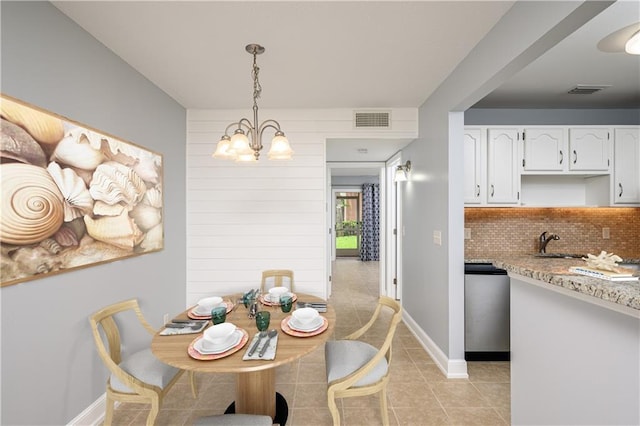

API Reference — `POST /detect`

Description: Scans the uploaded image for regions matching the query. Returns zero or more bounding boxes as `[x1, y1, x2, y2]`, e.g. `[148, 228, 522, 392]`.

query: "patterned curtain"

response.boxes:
[360, 183, 380, 261]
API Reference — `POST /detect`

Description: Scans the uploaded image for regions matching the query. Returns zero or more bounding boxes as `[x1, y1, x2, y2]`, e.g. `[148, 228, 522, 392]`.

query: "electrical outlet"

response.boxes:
[464, 228, 471, 240]
[433, 230, 442, 246]
[163, 313, 169, 324]
[602, 227, 610, 239]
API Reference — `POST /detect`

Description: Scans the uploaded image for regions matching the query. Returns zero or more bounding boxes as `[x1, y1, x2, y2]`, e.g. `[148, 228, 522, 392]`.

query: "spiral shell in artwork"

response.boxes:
[0, 163, 65, 245]
[0, 97, 64, 146]
[89, 161, 147, 208]
[84, 210, 144, 250]
[39, 238, 62, 254]
[50, 127, 105, 170]
[47, 162, 94, 222]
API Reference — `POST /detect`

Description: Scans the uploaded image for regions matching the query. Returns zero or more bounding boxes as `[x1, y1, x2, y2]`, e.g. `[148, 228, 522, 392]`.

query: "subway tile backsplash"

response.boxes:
[465, 208, 640, 259]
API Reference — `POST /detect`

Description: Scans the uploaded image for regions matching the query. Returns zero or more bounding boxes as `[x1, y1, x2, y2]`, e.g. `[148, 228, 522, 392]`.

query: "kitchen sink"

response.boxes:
[534, 253, 586, 259]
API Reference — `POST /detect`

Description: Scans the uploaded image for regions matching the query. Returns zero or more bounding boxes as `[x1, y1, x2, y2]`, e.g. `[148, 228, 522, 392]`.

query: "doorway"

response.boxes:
[335, 191, 362, 257]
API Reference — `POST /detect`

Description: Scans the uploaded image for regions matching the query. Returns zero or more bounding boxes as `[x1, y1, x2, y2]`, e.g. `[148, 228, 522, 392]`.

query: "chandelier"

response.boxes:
[212, 44, 293, 162]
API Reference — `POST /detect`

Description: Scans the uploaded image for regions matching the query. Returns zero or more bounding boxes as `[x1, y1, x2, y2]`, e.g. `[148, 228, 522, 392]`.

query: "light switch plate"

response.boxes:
[464, 228, 471, 240]
[433, 230, 442, 245]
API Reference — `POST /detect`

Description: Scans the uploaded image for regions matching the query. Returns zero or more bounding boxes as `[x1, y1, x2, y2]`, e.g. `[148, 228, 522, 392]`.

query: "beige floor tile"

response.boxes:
[106, 408, 144, 426]
[289, 407, 334, 426]
[387, 381, 442, 409]
[343, 407, 398, 426]
[297, 362, 327, 383]
[293, 383, 329, 408]
[405, 347, 436, 363]
[276, 361, 299, 384]
[467, 362, 510, 383]
[431, 382, 489, 408]
[471, 383, 511, 410]
[340, 393, 384, 409]
[444, 407, 508, 425]
[390, 363, 429, 383]
[155, 409, 192, 426]
[493, 405, 511, 424]
[392, 406, 450, 426]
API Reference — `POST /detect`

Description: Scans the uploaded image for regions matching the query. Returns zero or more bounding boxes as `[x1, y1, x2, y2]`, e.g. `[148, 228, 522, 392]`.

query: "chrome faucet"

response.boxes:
[539, 231, 560, 253]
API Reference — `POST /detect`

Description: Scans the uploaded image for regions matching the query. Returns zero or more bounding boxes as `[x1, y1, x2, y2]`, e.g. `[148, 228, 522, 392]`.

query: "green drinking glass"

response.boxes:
[255, 311, 271, 332]
[280, 295, 293, 313]
[210, 305, 227, 325]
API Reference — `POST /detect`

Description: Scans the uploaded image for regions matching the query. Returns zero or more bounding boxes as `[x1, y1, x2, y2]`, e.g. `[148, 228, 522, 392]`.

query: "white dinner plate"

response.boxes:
[288, 316, 323, 332]
[195, 330, 242, 354]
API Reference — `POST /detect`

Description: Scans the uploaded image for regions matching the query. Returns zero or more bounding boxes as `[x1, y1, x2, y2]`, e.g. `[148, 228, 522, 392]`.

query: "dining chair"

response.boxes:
[260, 269, 295, 292]
[193, 414, 273, 425]
[89, 299, 197, 426]
[324, 296, 402, 426]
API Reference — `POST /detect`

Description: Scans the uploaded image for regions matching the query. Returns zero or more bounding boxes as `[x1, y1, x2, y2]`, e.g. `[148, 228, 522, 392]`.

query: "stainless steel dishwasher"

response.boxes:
[464, 263, 510, 361]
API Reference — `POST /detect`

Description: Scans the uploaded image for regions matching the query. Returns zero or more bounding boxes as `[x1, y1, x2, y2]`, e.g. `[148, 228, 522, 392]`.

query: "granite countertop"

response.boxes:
[466, 254, 640, 311]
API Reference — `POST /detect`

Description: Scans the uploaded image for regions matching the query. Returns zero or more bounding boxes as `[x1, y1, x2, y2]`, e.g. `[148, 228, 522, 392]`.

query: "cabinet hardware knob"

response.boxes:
[619, 183, 623, 197]
[559, 150, 563, 164]
[573, 150, 577, 164]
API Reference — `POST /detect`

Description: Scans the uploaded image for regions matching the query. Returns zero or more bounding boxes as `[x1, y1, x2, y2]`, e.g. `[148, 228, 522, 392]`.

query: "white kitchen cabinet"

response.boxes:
[487, 128, 520, 204]
[568, 128, 610, 171]
[612, 128, 640, 204]
[522, 128, 565, 172]
[464, 128, 484, 204]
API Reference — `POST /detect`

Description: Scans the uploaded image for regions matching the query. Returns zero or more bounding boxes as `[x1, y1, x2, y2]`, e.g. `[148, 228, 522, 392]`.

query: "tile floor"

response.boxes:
[109, 258, 510, 425]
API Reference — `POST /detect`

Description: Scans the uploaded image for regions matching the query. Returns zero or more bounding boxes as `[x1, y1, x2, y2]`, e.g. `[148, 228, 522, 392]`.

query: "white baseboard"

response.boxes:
[67, 393, 109, 426]
[402, 310, 468, 379]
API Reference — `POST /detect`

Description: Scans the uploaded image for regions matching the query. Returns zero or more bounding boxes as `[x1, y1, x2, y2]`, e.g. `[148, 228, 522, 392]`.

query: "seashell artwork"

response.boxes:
[89, 161, 147, 208]
[47, 162, 94, 222]
[0, 95, 163, 287]
[0, 97, 64, 146]
[51, 127, 106, 170]
[582, 251, 624, 272]
[0, 163, 65, 245]
[1, 118, 48, 167]
[84, 210, 144, 250]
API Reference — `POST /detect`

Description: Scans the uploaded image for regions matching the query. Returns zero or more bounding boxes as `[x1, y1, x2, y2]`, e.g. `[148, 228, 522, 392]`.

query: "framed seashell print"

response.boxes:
[0, 94, 164, 287]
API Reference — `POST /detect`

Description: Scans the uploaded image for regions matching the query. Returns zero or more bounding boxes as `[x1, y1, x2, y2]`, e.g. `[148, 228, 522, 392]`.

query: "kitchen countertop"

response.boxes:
[465, 254, 640, 312]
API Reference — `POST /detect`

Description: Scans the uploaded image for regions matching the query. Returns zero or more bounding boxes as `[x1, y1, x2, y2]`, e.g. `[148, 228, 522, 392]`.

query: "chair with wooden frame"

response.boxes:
[89, 299, 197, 426]
[260, 269, 295, 293]
[324, 296, 402, 426]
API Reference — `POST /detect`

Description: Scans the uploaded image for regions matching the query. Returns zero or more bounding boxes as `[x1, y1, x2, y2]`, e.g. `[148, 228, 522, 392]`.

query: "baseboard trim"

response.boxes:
[402, 310, 468, 379]
[67, 393, 109, 426]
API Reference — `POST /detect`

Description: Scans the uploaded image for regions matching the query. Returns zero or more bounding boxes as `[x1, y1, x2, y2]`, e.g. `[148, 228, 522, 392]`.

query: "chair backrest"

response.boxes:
[338, 296, 402, 389]
[261, 269, 295, 292]
[89, 299, 156, 394]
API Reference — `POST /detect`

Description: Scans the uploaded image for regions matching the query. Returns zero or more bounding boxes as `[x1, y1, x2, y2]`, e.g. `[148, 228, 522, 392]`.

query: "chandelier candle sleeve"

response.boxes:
[212, 44, 293, 162]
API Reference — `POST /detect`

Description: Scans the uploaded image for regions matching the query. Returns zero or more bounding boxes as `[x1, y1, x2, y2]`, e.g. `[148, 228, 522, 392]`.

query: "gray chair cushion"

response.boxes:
[193, 414, 273, 426]
[325, 340, 388, 387]
[110, 348, 180, 393]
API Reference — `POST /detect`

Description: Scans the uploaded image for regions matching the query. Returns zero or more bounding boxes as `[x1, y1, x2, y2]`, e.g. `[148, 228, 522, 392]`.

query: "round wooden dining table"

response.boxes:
[151, 293, 335, 425]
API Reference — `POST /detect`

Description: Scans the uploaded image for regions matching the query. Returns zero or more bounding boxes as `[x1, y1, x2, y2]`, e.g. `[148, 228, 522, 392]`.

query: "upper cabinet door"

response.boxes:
[464, 129, 483, 204]
[613, 128, 640, 204]
[522, 128, 565, 172]
[569, 128, 610, 171]
[487, 128, 520, 204]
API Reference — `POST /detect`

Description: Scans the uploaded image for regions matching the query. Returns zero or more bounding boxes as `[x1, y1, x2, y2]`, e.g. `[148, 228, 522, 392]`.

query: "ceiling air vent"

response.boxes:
[567, 84, 611, 95]
[354, 111, 391, 128]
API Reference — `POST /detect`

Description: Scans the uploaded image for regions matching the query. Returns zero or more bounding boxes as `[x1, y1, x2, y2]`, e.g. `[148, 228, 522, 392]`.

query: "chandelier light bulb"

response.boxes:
[625, 30, 640, 55]
[212, 135, 234, 159]
[267, 132, 293, 160]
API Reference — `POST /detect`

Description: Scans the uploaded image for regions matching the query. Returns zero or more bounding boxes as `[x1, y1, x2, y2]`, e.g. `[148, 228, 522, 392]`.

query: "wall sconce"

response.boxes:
[394, 161, 411, 182]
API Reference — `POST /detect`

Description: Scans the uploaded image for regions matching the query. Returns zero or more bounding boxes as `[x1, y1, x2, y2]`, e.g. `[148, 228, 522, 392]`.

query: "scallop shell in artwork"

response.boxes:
[0, 97, 64, 146]
[84, 210, 144, 250]
[47, 162, 94, 222]
[129, 203, 161, 232]
[139, 223, 163, 251]
[50, 127, 105, 170]
[141, 186, 162, 208]
[0, 163, 65, 245]
[89, 161, 147, 208]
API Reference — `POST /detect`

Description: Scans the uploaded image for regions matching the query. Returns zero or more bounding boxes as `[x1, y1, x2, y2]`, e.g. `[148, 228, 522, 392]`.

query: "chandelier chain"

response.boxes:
[252, 52, 262, 107]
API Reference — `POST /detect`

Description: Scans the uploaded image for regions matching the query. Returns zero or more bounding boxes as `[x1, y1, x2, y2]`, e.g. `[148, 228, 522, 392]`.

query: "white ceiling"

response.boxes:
[52, 1, 639, 170]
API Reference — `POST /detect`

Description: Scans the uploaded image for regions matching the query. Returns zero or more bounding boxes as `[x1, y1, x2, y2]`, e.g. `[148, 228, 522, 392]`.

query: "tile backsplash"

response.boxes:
[465, 207, 640, 258]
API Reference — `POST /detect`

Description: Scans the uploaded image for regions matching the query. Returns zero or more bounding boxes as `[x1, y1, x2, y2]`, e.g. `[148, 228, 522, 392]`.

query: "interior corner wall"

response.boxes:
[1, 2, 187, 425]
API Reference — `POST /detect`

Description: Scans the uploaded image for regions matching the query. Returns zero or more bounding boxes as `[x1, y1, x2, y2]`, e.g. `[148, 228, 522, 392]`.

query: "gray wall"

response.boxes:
[331, 175, 379, 186]
[465, 108, 640, 125]
[1, 2, 187, 424]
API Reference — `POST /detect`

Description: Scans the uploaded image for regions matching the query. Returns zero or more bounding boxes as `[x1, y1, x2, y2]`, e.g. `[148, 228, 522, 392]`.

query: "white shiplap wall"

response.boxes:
[186, 108, 417, 306]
